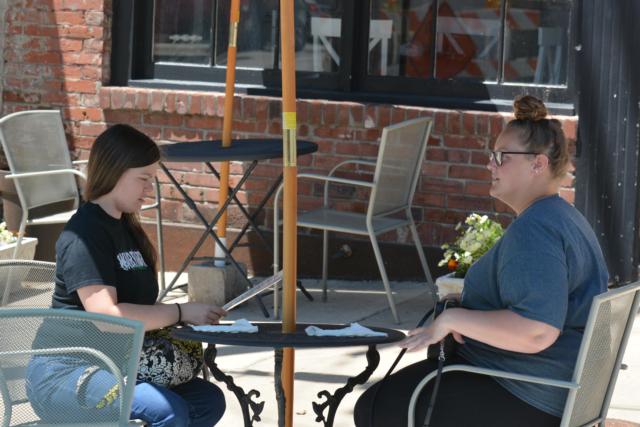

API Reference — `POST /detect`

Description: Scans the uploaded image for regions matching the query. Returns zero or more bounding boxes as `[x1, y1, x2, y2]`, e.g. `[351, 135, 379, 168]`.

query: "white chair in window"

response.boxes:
[534, 27, 565, 85]
[0, 307, 145, 426]
[274, 117, 436, 323]
[408, 281, 640, 427]
[0, 110, 166, 288]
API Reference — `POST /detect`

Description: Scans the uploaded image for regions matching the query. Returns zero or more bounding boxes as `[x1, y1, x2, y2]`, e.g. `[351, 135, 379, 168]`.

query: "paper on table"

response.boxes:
[191, 318, 258, 333]
[305, 322, 387, 337]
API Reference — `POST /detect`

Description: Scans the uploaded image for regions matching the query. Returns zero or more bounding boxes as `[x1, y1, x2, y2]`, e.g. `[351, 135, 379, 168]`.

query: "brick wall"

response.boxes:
[1, 0, 578, 275]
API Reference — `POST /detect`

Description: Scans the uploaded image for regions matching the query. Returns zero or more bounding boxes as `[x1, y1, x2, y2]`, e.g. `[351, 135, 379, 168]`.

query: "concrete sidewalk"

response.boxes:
[165, 277, 640, 427]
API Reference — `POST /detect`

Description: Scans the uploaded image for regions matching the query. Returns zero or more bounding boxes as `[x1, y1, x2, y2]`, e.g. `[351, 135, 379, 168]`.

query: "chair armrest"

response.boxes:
[72, 159, 89, 166]
[327, 159, 377, 178]
[296, 173, 375, 188]
[408, 363, 578, 426]
[5, 168, 87, 181]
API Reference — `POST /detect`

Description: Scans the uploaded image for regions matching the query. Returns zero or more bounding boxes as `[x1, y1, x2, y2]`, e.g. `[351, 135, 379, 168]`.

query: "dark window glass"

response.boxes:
[153, 0, 213, 65]
[504, 0, 572, 85]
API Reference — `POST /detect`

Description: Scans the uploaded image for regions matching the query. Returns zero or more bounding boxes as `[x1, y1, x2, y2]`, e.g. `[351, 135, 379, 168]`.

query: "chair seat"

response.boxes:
[297, 208, 409, 235]
[25, 209, 76, 226]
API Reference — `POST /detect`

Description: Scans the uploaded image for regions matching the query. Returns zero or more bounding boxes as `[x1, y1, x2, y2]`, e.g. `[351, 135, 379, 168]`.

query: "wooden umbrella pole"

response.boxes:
[280, 0, 298, 426]
[216, 0, 241, 259]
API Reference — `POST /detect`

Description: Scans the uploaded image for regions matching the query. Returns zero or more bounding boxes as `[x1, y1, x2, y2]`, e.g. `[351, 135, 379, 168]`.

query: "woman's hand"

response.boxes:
[180, 303, 227, 325]
[399, 312, 455, 352]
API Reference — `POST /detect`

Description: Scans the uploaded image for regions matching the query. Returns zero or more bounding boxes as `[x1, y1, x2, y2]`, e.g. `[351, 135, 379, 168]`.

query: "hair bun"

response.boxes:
[513, 95, 548, 121]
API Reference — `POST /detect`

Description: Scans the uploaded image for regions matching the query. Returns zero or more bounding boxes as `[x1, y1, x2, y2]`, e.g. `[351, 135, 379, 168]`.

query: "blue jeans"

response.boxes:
[26, 356, 225, 427]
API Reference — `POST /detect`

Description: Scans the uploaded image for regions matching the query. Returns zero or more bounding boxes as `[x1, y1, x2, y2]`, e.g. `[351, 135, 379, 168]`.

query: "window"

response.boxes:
[112, 0, 576, 110]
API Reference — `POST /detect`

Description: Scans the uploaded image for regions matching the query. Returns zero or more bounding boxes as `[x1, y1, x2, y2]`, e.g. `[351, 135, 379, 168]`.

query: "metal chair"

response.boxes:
[274, 117, 436, 323]
[408, 281, 640, 427]
[0, 260, 55, 307]
[0, 307, 145, 426]
[0, 110, 166, 289]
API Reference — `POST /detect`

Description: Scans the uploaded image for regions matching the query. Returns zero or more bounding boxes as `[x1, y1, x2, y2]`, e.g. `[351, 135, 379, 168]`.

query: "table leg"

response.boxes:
[204, 344, 265, 427]
[311, 345, 380, 427]
[274, 349, 286, 427]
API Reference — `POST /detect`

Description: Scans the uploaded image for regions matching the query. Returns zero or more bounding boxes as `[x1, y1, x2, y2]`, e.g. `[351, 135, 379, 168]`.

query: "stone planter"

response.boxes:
[0, 237, 38, 261]
[435, 272, 464, 298]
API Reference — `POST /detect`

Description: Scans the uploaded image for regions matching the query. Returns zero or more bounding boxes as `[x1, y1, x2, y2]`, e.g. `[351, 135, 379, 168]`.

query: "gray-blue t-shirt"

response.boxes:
[457, 195, 608, 416]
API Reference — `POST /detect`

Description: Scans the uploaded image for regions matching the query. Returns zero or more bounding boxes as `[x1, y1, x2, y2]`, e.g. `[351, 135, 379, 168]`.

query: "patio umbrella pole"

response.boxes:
[215, 0, 241, 265]
[280, 0, 298, 426]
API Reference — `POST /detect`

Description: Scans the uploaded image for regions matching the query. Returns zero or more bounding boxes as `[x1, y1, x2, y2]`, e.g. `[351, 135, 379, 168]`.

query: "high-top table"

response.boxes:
[173, 322, 405, 427]
[158, 139, 318, 312]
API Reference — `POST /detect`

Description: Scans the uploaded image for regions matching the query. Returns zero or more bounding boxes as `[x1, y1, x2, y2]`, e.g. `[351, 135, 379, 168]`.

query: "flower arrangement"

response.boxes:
[438, 213, 504, 278]
[0, 222, 17, 245]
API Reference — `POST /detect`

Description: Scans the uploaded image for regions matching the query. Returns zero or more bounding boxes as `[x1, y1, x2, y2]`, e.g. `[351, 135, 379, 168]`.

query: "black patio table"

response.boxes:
[172, 322, 405, 427]
[157, 139, 318, 312]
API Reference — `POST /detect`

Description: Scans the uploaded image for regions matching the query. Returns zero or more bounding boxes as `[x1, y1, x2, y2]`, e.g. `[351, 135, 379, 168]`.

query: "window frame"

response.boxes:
[111, 0, 578, 114]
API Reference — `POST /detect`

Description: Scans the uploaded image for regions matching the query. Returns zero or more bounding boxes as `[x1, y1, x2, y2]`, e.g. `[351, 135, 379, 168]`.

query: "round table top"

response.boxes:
[160, 139, 318, 163]
[172, 322, 405, 349]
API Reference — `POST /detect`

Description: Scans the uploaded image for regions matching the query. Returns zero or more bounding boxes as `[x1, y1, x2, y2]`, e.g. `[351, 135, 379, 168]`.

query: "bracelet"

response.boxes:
[175, 303, 182, 324]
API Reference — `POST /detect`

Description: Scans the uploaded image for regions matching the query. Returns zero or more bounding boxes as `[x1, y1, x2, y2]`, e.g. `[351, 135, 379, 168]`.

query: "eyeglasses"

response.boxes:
[489, 150, 540, 167]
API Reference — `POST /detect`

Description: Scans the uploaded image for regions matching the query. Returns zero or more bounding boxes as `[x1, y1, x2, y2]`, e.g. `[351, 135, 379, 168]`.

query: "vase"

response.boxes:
[435, 272, 464, 299]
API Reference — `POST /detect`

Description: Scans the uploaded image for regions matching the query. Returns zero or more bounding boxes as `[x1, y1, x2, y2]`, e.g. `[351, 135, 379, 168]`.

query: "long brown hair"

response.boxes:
[85, 124, 161, 273]
[505, 95, 571, 179]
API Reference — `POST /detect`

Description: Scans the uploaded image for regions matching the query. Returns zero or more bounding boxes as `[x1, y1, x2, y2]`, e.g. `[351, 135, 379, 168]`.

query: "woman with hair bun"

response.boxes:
[354, 96, 608, 426]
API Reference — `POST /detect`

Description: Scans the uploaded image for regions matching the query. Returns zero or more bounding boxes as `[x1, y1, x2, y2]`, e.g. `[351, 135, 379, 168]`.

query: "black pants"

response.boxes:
[353, 355, 561, 427]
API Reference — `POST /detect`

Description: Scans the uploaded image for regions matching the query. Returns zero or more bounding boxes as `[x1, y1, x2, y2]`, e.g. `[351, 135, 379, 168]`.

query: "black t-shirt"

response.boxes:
[52, 202, 158, 309]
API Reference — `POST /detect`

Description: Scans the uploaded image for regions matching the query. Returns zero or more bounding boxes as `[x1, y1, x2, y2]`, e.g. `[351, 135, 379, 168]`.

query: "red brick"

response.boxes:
[414, 192, 446, 207]
[391, 107, 406, 124]
[419, 178, 463, 194]
[162, 128, 201, 142]
[84, 11, 104, 26]
[422, 163, 448, 178]
[447, 112, 462, 134]
[462, 113, 476, 135]
[476, 113, 490, 136]
[471, 151, 490, 165]
[75, 122, 107, 137]
[433, 111, 446, 134]
[377, 106, 391, 128]
[23, 25, 59, 37]
[335, 142, 378, 157]
[323, 104, 337, 125]
[59, 25, 103, 39]
[24, 51, 61, 64]
[355, 129, 382, 142]
[143, 113, 183, 127]
[135, 91, 150, 110]
[65, 79, 97, 93]
[562, 118, 578, 141]
[54, 11, 85, 25]
[490, 114, 508, 138]
[443, 135, 486, 150]
[336, 105, 350, 127]
[426, 148, 446, 162]
[449, 165, 491, 181]
[67, 107, 103, 121]
[447, 194, 493, 211]
[255, 99, 269, 121]
[151, 91, 165, 112]
[350, 105, 364, 127]
[104, 110, 142, 124]
[164, 93, 177, 113]
[63, 0, 104, 10]
[447, 150, 470, 163]
[465, 181, 492, 196]
[83, 39, 103, 52]
[175, 93, 189, 115]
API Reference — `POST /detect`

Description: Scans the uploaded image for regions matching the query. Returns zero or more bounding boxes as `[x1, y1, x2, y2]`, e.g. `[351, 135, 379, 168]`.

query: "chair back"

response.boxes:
[0, 110, 79, 211]
[562, 282, 640, 426]
[0, 260, 56, 308]
[0, 307, 144, 426]
[368, 117, 432, 218]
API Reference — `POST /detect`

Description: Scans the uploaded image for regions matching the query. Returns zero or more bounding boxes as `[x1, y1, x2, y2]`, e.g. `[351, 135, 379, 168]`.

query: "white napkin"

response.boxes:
[190, 318, 258, 333]
[305, 322, 387, 337]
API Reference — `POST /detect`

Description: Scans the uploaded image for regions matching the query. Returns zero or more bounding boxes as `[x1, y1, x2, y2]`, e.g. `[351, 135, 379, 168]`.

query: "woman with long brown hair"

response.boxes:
[27, 124, 226, 426]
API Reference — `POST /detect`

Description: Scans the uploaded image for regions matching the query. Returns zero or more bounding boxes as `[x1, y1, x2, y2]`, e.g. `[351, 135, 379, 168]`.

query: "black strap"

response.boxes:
[369, 306, 435, 426]
[422, 341, 446, 427]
